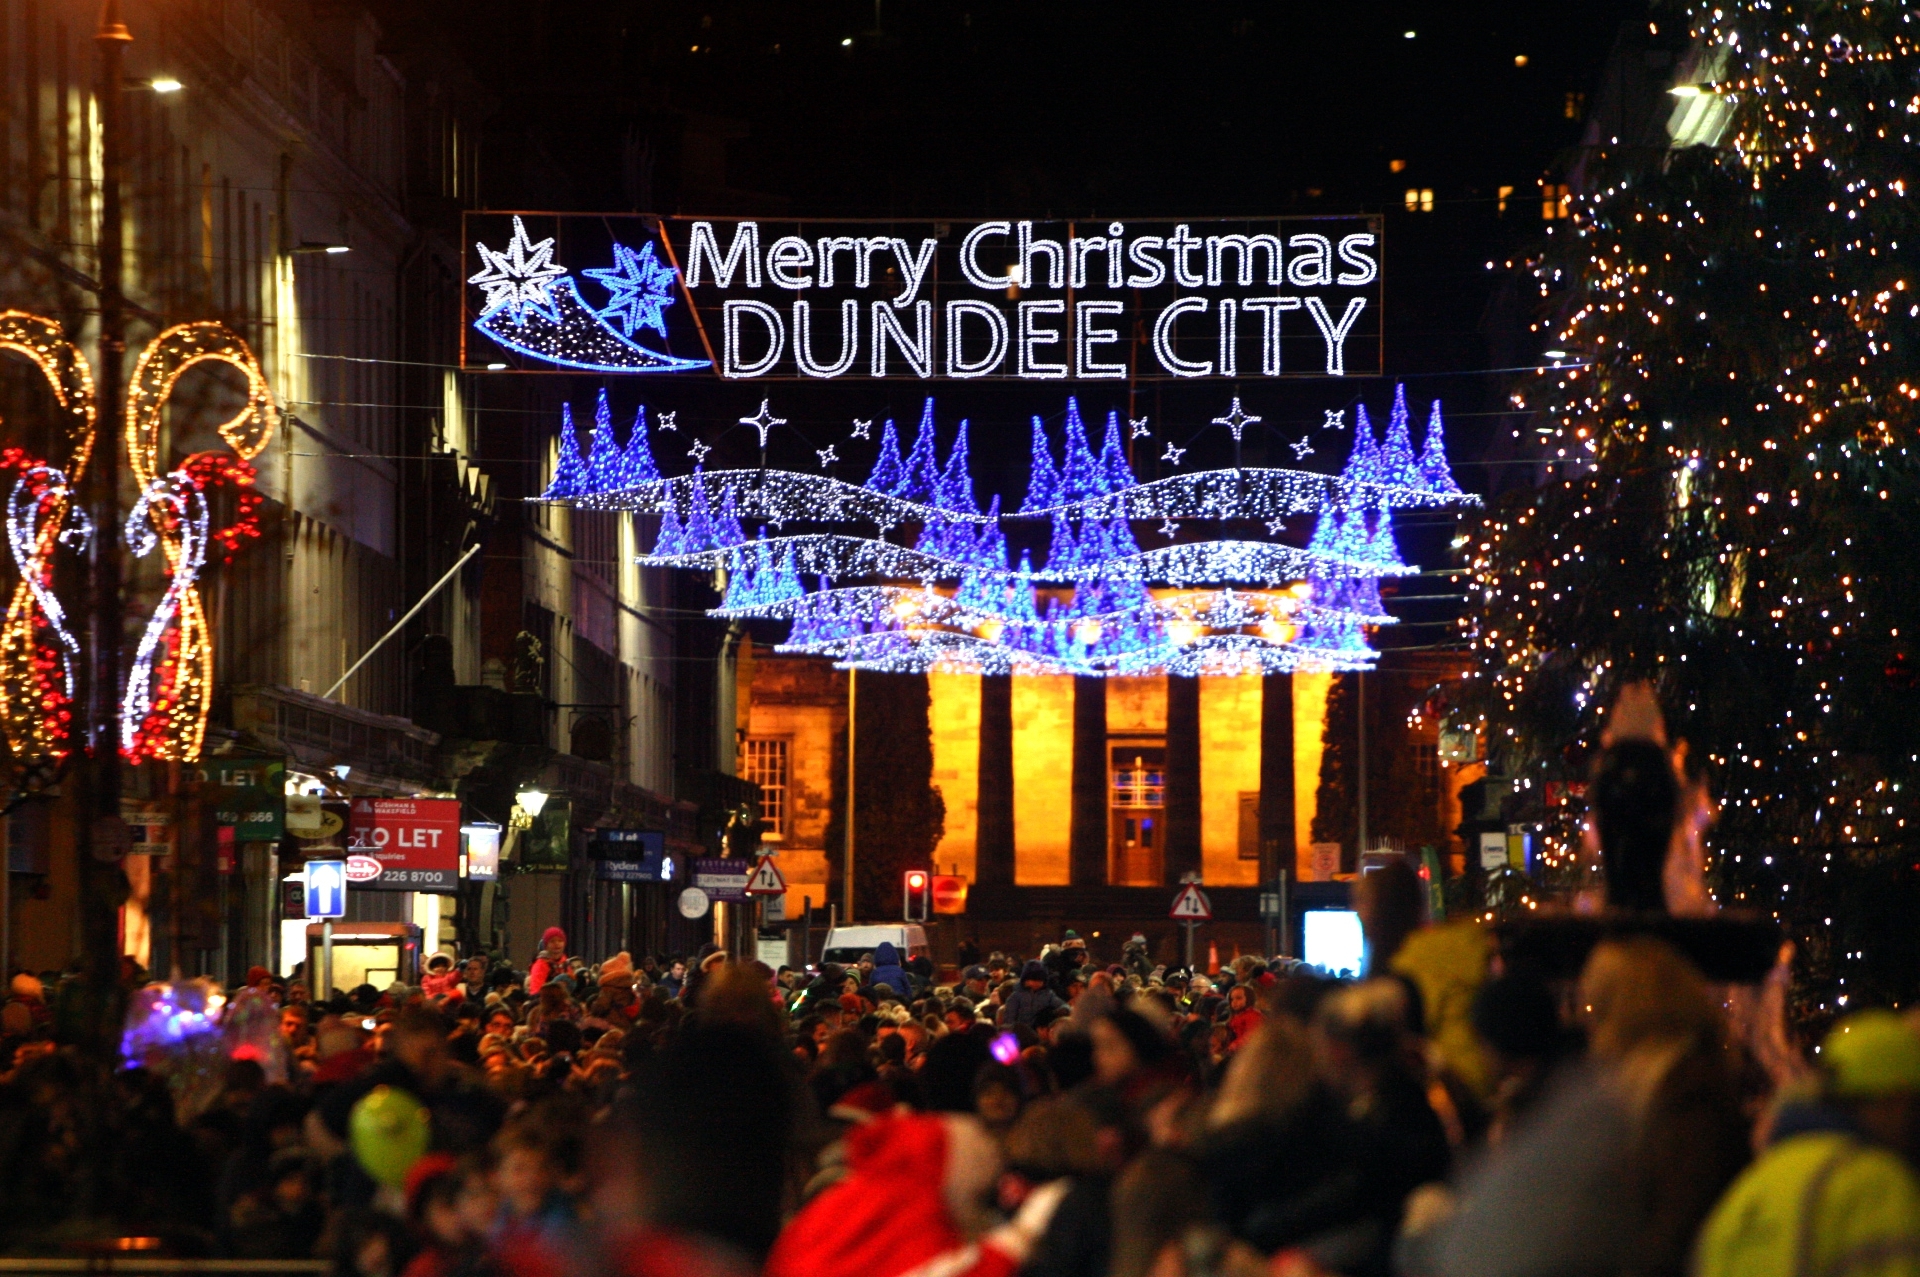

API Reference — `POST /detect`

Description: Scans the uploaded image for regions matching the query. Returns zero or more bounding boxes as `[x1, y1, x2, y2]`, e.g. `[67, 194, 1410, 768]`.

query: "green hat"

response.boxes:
[1823, 1010, 1920, 1099]
[1063, 930, 1080, 941]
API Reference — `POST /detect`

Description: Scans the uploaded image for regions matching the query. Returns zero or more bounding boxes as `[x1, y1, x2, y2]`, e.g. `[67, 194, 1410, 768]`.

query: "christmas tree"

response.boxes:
[1468, 2, 1920, 1016]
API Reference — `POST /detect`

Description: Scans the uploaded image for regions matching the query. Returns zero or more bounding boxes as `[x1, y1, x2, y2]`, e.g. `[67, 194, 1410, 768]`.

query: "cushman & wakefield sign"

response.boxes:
[463, 214, 1382, 380]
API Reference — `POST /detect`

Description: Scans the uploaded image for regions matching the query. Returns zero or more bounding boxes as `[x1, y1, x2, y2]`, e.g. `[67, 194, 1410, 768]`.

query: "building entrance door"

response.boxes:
[1109, 744, 1166, 886]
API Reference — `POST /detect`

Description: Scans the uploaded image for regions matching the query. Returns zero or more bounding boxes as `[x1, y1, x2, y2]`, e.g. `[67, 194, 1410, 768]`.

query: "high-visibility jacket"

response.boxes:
[1694, 1130, 1920, 1277]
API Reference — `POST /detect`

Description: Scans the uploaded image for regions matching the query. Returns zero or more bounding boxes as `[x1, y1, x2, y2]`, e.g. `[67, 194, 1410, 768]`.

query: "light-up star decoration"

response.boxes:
[582, 240, 677, 338]
[468, 219, 709, 374]
[817, 446, 839, 468]
[851, 419, 873, 440]
[687, 440, 711, 463]
[1292, 438, 1315, 459]
[1130, 416, 1151, 439]
[741, 400, 787, 449]
[1323, 409, 1347, 430]
[1266, 518, 1287, 534]
[468, 215, 567, 323]
[1212, 398, 1261, 441]
[658, 411, 678, 431]
[1162, 442, 1186, 465]
[1159, 519, 1181, 539]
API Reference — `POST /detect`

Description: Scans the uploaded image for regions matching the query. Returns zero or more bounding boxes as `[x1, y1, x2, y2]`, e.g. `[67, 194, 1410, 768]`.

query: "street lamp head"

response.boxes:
[515, 787, 549, 817]
[149, 77, 183, 93]
[293, 241, 351, 255]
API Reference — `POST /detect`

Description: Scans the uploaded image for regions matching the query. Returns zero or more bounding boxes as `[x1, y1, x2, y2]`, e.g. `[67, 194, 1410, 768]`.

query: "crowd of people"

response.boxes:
[3, 696, 1920, 1277]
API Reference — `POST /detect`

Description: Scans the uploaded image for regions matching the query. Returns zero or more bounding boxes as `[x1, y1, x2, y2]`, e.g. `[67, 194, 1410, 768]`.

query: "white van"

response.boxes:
[822, 924, 930, 967]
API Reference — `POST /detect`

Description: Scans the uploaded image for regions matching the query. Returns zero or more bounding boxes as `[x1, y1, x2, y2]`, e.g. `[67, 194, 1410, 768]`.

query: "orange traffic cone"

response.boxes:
[1207, 940, 1220, 975]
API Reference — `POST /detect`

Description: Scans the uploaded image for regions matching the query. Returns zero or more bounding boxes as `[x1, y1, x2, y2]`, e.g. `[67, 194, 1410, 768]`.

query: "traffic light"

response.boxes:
[903, 869, 930, 921]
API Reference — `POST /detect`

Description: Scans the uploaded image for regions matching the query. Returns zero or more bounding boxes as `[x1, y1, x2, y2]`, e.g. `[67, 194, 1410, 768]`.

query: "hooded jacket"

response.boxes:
[870, 943, 914, 1002]
[998, 962, 1067, 1029]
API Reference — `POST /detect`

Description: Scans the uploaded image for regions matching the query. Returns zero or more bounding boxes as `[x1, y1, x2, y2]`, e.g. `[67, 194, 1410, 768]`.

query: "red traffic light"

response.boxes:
[903, 869, 931, 921]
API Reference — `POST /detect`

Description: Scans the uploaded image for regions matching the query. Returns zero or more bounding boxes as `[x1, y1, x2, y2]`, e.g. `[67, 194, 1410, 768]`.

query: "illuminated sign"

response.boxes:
[464, 214, 1382, 380]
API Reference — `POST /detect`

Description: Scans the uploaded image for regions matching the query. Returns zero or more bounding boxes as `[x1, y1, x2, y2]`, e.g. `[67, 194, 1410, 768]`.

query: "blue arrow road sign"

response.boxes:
[305, 861, 347, 919]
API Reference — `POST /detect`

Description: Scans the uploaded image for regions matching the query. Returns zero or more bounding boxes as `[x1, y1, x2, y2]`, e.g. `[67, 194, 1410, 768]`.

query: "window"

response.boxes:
[1238, 792, 1260, 860]
[1404, 188, 1434, 212]
[1110, 745, 1166, 886]
[1541, 182, 1571, 219]
[1497, 184, 1515, 215]
[743, 737, 789, 837]
[1564, 91, 1586, 120]
[1414, 743, 1442, 807]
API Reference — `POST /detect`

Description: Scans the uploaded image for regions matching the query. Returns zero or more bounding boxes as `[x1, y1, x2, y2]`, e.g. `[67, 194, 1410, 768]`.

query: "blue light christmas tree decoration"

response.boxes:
[1060, 398, 1105, 502]
[897, 399, 941, 504]
[1379, 384, 1423, 489]
[621, 406, 662, 487]
[652, 502, 687, 557]
[1339, 405, 1384, 488]
[542, 389, 1475, 675]
[936, 419, 979, 515]
[867, 419, 905, 494]
[1418, 399, 1464, 497]
[543, 403, 589, 499]
[684, 469, 717, 552]
[1021, 416, 1063, 512]
[1100, 410, 1136, 492]
[584, 390, 623, 494]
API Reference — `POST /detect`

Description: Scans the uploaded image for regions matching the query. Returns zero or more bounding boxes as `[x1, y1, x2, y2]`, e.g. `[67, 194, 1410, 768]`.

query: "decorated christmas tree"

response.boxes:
[1468, 2, 1920, 1014]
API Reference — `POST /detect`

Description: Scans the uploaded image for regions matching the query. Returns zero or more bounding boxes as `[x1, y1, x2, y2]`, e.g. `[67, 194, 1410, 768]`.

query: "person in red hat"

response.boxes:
[527, 928, 568, 995]
[764, 1113, 1067, 1277]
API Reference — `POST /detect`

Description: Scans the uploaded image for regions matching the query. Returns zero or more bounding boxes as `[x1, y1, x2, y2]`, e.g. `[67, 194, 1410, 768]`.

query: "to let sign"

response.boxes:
[348, 798, 461, 893]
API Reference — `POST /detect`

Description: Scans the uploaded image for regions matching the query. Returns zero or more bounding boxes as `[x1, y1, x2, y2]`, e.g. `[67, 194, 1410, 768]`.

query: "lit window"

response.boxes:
[1541, 182, 1571, 219]
[1389, 158, 1407, 174]
[743, 738, 788, 837]
[1497, 184, 1515, 215]
[1564, 91, 1586, 120]
[1405, 188, 1434, 212]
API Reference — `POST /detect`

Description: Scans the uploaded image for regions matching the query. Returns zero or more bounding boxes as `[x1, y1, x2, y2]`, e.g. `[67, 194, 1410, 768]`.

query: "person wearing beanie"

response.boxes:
[527, 927, 567, 995]
[1696, 1010, 1920, 1277]
[598, 951, 635, 990]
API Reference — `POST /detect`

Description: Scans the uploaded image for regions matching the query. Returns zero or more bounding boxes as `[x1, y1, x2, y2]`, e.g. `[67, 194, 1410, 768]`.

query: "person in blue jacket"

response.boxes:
[869, 942, 915, 1002]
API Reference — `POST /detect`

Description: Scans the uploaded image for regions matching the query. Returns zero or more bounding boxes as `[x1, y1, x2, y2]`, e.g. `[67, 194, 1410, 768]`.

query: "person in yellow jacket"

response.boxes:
[1694, 1009, 1920, 1277]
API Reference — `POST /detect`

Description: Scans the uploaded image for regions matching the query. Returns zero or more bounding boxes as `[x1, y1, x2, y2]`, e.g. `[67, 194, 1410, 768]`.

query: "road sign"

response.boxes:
[693, 858, 749, 902]
[678, 887, 711, 918]
[305, 861, 348, 919]
[931, 874, 969, 915]
[1170, 883, 1212, 921]
[744, 856, 787, 896]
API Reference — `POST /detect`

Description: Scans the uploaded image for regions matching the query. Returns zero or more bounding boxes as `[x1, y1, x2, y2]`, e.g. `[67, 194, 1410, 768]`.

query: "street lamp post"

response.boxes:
[76, 0, 134, 1049]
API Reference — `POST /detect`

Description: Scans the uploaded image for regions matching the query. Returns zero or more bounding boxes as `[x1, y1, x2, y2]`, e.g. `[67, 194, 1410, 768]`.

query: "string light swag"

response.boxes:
[537, 390, 1472, 673]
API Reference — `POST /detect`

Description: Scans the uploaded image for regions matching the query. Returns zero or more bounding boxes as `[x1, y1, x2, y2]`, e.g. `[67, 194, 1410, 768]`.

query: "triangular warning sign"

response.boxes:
[744, 855, 788, 896]
[1170, 883, 1212, 920]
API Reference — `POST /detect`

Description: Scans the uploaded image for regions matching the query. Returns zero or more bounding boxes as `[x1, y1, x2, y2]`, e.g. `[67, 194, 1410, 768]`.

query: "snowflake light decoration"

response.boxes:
[582, 240, 678, 338]
[468, 216, 568, 323]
